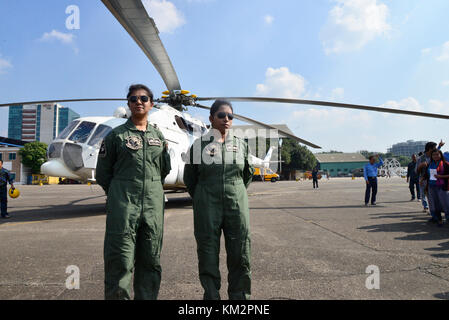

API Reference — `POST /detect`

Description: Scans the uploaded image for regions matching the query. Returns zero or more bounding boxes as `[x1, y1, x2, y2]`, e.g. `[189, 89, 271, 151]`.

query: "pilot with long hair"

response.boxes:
[96, 84, 171, 300]
[183, 99, 255, 300]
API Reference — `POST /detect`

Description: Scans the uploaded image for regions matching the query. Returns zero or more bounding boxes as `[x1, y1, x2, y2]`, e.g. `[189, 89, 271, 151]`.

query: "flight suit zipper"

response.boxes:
[141, 130, 146, 219]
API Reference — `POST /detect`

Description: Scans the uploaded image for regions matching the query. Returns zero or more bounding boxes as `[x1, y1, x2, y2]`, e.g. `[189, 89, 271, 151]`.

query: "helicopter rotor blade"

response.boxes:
[0, 98, 126, 107]
[196, 97, 449, 120]
[102, 0, 181, 92]
[194, 103, 321, 149]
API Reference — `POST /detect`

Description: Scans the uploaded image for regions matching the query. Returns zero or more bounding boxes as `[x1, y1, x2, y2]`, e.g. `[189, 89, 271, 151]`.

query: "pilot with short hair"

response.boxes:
[96, 84, 171, 300]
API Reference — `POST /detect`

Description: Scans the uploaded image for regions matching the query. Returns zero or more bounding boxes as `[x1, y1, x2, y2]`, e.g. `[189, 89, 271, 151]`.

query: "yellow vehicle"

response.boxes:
[253, 167, 280, 182]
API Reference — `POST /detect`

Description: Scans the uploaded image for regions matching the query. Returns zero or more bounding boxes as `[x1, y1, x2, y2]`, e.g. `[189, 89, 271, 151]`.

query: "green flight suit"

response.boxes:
[183, 132, 255, 300]
[96, 119, 171, 300]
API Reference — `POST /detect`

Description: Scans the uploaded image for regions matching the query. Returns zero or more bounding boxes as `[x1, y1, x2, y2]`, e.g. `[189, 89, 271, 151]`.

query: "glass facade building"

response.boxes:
[8, 104, 80, 144]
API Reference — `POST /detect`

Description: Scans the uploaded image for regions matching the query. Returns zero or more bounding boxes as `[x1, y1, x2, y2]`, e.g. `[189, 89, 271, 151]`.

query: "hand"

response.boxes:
[11, 184, 15, 190]
[439, 140, 445, 148]
[406, 179, 409, 183]
[366, 180, 369, 185]
[435, 175, 442, 179]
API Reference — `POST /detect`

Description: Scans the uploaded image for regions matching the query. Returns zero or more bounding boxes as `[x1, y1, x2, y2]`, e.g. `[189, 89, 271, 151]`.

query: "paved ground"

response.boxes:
[1, 177, 449, 300]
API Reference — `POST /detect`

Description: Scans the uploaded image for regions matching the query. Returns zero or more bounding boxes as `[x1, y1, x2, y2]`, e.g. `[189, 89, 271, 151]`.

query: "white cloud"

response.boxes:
[382, 97, 422, 112]
[264, 15, 274, 25]
[40, 30, 74, 44]
[436, 41, 449, 61]
[421, 48, 431, 55]
[256, 67, 307, 98]
[443, 81, 449, 87]
[142, 0, 186, 33]
[321, 0, 391, 54]
[331, 87, 345, 100]
[0, 55, 12, 74]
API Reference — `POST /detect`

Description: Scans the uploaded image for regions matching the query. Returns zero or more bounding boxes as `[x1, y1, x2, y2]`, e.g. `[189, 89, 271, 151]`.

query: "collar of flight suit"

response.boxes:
[124, 118, 153, 133]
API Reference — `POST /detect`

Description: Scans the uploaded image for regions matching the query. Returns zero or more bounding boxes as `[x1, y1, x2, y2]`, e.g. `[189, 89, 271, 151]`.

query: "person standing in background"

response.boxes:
[407, 154, 420, 201]
[364, 155, 384, 206]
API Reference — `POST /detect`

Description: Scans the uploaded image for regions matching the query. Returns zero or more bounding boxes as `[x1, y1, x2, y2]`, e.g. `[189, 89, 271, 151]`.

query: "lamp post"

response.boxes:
[279, 138, 283, 179]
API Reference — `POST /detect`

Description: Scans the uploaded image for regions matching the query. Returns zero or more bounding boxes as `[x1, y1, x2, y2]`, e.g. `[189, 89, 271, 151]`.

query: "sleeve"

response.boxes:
[363, 164, 368, 181]
[183, 143, 198, 198]
[95, 132, 117, 194]
[415, 158, 421, 175]
[407, 163, 411, 178]
[376, 157, 384, 168]
[243, 141, 255, 189]
[7, 171, 14, 184]
[158, 132, 171, 183]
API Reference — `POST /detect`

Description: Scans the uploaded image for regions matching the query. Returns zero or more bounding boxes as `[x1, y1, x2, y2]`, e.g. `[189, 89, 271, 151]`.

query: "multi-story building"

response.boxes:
[387, 140, 427, 157]
[8, 104, 80, 145]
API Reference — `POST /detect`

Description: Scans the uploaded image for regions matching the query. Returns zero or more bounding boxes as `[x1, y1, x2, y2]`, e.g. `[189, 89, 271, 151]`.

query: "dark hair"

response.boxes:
[418, 151, 423, 156]
[210, 99, 233, 117]
[0, 159, 3, 164]
[127, 84, 153, 102]
[431, 149, 445, 162]
[369, 155, 375, 161]
[425, 141, 437, 152]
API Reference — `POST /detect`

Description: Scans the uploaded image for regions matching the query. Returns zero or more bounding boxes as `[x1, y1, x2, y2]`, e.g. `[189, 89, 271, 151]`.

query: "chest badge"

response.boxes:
[205, 146, 217, 156]
[148, 138, 162, 147]
[125, 135, 143, 150]
[226, 144, 239, 152]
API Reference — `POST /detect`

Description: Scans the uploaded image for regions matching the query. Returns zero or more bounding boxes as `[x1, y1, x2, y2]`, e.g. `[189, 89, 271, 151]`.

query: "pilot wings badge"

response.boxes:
[125, 135, 143, 150]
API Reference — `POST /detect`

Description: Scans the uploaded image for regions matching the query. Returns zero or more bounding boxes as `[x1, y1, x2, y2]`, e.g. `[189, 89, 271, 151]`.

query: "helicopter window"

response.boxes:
[68, 121, 96, 143]
[175, 116, 188, 131]
[175, 116, 206, 135]
[88, 124, 113, 147]
[57, 120, 80, 140]
[48, 142, 63, 159]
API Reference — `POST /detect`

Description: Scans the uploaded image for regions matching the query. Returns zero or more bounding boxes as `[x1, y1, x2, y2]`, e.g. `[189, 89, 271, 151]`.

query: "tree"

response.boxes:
[19, 141, 48, 174]
[281, 138, 317, 171]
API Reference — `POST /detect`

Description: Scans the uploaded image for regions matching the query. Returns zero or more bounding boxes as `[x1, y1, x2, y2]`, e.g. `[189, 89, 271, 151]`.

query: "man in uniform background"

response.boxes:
[0, 160, 15, 219]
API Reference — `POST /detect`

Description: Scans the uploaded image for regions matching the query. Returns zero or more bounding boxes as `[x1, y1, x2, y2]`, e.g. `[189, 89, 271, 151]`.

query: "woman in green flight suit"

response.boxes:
[183, 100, 255, 300]
[96, 84, 171, 300]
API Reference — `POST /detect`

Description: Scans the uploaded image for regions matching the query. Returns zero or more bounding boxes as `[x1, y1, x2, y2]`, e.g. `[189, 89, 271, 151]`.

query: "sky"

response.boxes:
[1, 0, 449, 153]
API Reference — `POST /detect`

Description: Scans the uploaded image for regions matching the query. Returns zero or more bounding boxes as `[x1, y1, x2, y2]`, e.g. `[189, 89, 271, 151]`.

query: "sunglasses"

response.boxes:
[128, 95, 150, 103]
[216, 112, 234, 120]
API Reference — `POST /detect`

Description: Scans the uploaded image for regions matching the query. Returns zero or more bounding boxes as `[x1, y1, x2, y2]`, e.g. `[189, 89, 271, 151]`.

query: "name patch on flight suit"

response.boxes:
[99, 140, 107, 158]
[147, 138, 162, 147]
[125, 135, 143, 150]
[226, 144, 239, 152]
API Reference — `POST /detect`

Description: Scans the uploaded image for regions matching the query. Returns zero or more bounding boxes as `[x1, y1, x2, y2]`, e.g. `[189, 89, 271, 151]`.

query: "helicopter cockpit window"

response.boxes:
[88, 124, 112, 147]
[57, 120, 80, 140]
[175, 116, 189, 131]
[68, 121, 96, 143]
[175, 116, 206, 135]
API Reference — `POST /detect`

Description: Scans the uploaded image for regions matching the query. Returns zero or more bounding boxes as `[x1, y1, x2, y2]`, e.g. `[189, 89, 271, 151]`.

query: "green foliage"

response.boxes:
[281, 138, 317, 171]
[19, 141, 48, 174]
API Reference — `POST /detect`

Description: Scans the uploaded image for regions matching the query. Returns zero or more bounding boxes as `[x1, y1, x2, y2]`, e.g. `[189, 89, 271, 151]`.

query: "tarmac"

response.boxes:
[1, 177, 449, 300]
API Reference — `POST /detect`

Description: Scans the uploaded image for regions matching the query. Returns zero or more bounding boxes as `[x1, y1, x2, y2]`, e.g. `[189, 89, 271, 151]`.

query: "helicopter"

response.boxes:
[1, 0, 449, 190]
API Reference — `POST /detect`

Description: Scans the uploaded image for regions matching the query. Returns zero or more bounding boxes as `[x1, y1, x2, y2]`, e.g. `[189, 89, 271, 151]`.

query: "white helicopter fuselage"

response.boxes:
[42, 104, 273, 190]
